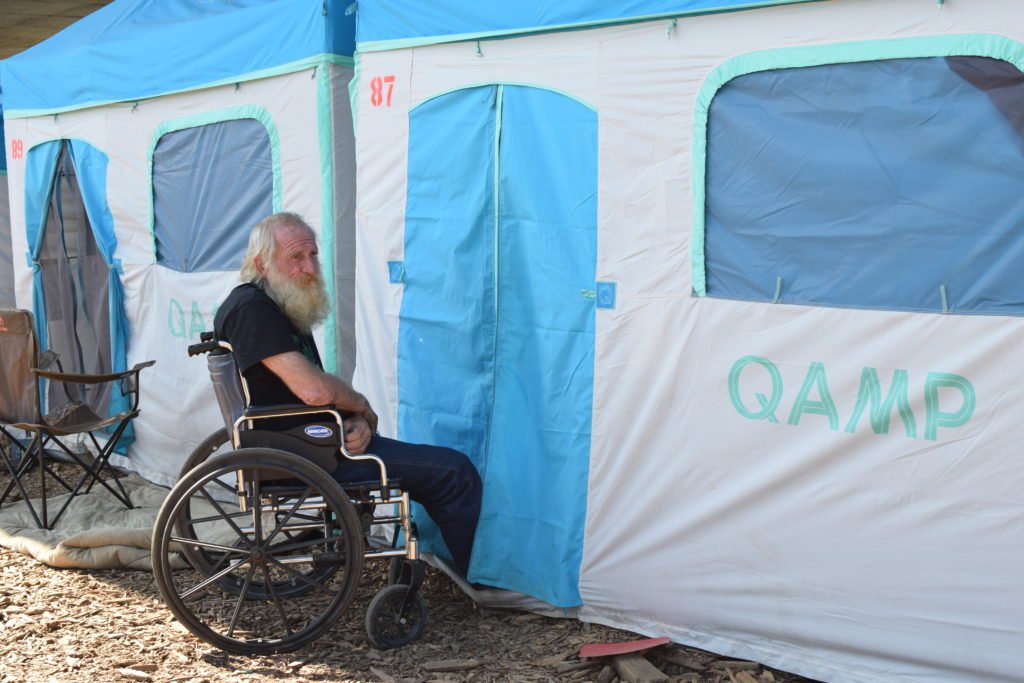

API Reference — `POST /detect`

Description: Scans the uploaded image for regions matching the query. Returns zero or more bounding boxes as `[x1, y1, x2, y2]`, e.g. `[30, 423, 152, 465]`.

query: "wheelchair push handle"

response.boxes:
[189, 331, 230, 357]
[188, 340, 220, 357]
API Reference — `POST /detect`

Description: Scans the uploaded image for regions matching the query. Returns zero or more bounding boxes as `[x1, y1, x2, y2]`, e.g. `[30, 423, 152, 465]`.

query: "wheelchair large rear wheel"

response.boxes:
[173, 431, 345, 599]
[152, 448, 363, 654]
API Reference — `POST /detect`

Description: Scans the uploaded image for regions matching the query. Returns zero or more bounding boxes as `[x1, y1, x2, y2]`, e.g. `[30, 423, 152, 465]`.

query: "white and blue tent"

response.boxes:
[351, 0, 1024, 680]
[1, 0, 358, 479]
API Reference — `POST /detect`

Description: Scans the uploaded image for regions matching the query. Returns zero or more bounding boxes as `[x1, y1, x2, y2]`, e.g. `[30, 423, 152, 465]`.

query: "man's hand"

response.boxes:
[343, 415, 372, 455]
[361, 403, 379, 435]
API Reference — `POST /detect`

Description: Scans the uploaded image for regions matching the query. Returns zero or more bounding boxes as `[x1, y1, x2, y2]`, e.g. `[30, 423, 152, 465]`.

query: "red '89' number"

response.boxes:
[370, 75, 395, 107]
[10, 139, 24, 160]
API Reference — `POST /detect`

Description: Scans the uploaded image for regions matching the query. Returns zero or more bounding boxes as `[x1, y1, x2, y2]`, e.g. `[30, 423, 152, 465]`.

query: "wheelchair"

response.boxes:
[151, 332, 427, 654]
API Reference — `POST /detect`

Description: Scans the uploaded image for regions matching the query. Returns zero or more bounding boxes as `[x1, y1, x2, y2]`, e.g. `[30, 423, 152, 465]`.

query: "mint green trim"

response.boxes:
[146, 105, 283, 262]
[318, 64, 339, 375]
[355, 0, 825, 53]
[691, 33, 1024, 296]
[4, 54, 354, 120]
[348, 51, 362, 138]
[412, 81, 595, 113]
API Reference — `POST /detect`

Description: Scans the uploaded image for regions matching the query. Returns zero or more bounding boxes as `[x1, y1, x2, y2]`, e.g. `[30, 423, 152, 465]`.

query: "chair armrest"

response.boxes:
[33, 360, 155, 384]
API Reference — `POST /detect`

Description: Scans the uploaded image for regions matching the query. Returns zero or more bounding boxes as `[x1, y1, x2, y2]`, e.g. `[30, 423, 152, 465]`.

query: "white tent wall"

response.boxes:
[353, 0, 1024, 681]
[4, 68, 349, 486]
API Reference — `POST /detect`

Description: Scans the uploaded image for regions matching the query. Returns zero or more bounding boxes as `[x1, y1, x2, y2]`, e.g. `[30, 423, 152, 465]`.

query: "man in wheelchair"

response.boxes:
[213, 212, 482, 577]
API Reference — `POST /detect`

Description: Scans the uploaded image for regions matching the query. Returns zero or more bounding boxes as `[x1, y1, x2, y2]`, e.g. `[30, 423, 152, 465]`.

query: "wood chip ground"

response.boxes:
[0, 460, 818, 682]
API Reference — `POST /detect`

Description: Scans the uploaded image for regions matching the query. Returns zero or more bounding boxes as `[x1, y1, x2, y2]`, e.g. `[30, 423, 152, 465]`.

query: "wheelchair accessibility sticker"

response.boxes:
[304, 425, 334, 438]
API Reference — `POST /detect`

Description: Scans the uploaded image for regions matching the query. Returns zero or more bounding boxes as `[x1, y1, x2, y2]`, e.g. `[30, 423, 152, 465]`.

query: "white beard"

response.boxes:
[263, 265, 330, 333]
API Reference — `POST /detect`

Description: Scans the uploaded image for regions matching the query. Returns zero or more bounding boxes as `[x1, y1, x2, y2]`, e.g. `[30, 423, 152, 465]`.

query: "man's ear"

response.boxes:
[254, 255, 267, 277]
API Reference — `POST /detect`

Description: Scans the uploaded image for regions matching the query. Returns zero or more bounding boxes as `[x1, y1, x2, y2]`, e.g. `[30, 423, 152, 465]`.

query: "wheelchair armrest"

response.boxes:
[242, 404, 341, 420]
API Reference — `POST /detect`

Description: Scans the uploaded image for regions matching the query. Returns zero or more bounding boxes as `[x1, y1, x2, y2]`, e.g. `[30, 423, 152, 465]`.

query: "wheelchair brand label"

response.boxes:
[304, 425, 334, 438]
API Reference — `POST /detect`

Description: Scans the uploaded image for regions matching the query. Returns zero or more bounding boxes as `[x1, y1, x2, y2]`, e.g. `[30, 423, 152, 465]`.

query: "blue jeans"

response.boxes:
[331, 436, 481, 575]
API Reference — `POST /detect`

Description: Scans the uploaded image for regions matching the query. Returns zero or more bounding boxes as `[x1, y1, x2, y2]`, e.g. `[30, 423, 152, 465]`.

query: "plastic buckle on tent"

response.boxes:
[388, 261, 405, 284]
[596, 282, 616, 310]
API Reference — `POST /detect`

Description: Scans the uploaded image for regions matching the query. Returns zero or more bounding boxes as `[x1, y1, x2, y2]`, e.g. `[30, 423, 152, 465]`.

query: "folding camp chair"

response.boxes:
[0, 308, 154, 529]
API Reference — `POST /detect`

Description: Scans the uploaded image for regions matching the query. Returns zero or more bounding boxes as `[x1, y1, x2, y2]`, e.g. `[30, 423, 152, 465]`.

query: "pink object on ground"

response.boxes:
[579, 637, 671, 658]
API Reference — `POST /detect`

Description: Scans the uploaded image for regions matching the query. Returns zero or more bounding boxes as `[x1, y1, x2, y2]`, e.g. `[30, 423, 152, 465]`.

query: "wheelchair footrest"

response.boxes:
[311, 552, 348, 567]
[342, 479, 402, 494]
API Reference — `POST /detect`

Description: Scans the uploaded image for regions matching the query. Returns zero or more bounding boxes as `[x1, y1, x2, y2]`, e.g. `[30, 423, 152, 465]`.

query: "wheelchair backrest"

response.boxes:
[207, 348, 248, 438]
[0, 309, 41, 424]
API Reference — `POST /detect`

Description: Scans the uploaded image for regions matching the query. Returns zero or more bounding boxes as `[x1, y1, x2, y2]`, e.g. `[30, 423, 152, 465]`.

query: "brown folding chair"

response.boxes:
[0, 308, 154, 529]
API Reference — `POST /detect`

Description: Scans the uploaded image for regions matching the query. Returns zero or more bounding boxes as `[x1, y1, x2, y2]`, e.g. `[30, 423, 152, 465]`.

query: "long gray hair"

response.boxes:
[239, 212, 315, 284]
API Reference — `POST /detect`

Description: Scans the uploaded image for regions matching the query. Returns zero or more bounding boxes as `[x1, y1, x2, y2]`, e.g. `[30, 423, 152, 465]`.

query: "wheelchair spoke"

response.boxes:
[168, 535, 250, 556]
[259, 563, 294, 637]
[261, 486, 315, 548]
[225, 562, 257, 638]
[204, 476, 237, 498]
[264, 555, 339, 596]
[198, 485, 252, 545]
[181, 509, 251, 527]
[179, 557, 251, 600]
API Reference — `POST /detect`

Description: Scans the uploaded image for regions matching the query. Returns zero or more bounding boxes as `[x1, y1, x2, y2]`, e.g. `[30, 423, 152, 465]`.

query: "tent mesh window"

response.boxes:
[152, 118, 273, 272]
[703, 56, 1024, 315]
[39, 142, 112, 415]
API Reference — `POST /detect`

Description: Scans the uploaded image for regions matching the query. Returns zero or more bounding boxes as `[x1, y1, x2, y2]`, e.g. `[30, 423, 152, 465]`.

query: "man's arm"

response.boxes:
[262, 351, 378, 432]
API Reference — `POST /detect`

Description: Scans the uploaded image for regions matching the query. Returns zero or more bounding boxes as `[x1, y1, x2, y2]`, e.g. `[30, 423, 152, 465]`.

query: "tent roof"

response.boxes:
[0, 0, 356, 118]
[355, 0, 830, 50]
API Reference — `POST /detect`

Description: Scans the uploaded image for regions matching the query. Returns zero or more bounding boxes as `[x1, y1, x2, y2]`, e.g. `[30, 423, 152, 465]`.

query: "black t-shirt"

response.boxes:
[213, 283, 322, 408]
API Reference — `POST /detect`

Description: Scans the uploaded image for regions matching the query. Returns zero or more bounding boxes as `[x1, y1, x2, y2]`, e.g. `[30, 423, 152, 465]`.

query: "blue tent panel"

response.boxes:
[1, 0, 355, 115]
[399, 84, 596, 607]
[704, 56, 1024, 315]
[357, 0, 825, 45]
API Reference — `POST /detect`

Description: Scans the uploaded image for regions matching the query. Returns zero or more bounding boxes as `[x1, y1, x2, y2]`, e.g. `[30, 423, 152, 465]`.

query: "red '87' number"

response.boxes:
[370, 75, 395, 107]
[10, 139, 24, 160]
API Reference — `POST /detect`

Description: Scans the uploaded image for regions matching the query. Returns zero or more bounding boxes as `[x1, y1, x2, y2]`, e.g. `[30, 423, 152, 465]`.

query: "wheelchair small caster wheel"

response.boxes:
[365, 584, 427, 649]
